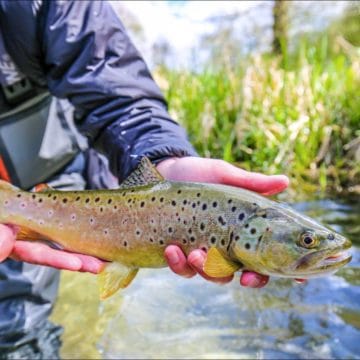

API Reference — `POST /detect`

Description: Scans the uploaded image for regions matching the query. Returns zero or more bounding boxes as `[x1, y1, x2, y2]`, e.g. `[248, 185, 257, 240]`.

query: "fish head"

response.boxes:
[231, 206, 352, 278]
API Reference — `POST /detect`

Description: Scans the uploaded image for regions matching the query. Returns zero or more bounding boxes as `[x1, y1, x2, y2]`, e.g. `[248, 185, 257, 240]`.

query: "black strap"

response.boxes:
[1, 77, 34, 106]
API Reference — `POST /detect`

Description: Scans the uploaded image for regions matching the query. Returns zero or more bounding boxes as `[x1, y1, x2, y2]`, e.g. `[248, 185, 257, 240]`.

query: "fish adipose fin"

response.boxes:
[119, 157, 165, 189]
[203, 247, 242, 277]
[99, 262, 139, 300]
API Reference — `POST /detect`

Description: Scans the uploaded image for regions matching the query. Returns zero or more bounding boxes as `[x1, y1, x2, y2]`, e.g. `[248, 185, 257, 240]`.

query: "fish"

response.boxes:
[0, 157, 352, 299]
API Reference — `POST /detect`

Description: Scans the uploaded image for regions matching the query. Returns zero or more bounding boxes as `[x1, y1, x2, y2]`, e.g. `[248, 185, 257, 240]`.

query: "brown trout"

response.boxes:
[0, 158, 352, 299]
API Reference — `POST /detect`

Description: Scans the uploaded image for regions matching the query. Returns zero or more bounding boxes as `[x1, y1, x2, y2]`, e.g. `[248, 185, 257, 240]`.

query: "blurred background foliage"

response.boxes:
[115, 1, 360, 200]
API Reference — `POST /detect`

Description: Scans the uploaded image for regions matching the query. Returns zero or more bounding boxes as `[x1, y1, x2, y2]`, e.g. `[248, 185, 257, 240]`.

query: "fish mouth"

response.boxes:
[295, 242, 352, 276]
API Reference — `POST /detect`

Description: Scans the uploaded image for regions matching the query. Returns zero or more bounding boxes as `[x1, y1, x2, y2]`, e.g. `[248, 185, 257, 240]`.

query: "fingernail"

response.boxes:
[167, 251, 180, 265]
[295, 278, 307, 284]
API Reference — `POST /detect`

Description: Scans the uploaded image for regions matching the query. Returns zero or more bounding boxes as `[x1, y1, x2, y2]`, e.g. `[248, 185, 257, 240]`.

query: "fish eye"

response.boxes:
[299, 232, 318, 249]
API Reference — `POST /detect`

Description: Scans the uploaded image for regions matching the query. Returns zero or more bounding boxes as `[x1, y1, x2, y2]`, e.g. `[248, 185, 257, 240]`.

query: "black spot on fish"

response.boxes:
[228, 199, 233, 204]
[258, 235, 263, 243]
[192, 216, 196, 221]
[245, 243, 251, 250]
[38, 198, 43, 203]
[201, 246, 207, 253]
[183, 220, 187, 225]
[127, 199, 132, 204]
[47, 193, 51, 198]
[123, 241, 128, 247]
[182, 239, 187, 244]
[250, 228, 256, 234]
[108, 199, 112, 204]
[151, 197, 156, 202]
[181, 207, 185, 212]
[63, 198, 68, 204]
[238, 213, 245, 221]
[221, 239, 226, 246]
[122, 192, 126, 197]
[150, 238, 154, 243]
[218, 216, 226, 226]
[177, 190, 182, 194]
[168, 227, 173, 233]
[114, 205, 118, 210]
[262, 214, 267, 218]
[197, 201, 200, 205]
[136, 230, 140, 235]
[75, 196, 80, 201]
[253, 203, 258, 207]
[100, 207, 104, 212]
[197, 193, 201, 197]
[159, 240, 164, 245]
[245, 224, 249, 228]
[177, 218, 181, 222]
[192, 203, 196, 208]
[183, 199, 187, 205]
[171, 200, 176, 206]
[17, 194, 21, 198]
[202, 204, 207, 211]
[210, 236, 216, 244]
[200, 223, 205, 231]
[153, 229, 157, 233]
[85, 198, 90, 204]
[104, 229, 108, 235]
[53, 195, 57, 200]
[235, 235, 240, 241]
[327, 233, 335, 240]
[140, 201, 145, 207]
[212, 201, 218, 208]
[160, 197, 164, 203]
[188, 228, 192, 234]
[190, 236, 196, 243]
[32, 194, 36, 199]
[95, 197, 100, 203]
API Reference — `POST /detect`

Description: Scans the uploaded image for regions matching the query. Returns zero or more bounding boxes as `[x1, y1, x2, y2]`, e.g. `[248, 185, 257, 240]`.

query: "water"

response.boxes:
[51, 199, 360, 359]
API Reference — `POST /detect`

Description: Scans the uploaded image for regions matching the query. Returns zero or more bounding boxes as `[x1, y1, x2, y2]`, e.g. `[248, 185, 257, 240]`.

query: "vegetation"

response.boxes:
[154, 36, 360, 200]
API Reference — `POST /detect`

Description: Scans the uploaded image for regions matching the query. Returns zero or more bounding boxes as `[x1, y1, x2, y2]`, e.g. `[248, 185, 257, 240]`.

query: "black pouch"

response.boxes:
[0, 92, 80, 189]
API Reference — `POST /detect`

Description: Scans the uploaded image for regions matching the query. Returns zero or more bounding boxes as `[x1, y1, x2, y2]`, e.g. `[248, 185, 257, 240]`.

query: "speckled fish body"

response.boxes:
[0, 158, 352, 298]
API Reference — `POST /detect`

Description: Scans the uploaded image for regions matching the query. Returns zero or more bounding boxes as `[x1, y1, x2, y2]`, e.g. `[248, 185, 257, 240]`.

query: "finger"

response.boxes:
[240, 271, 269, 288]
[11, 241, 83, 271]
[74, 253, 106, 274]
[165, 245, 196, 278]
[0, 224, 18, 262]
[188, 249, 234, 284]
[211, 161, 289, 195]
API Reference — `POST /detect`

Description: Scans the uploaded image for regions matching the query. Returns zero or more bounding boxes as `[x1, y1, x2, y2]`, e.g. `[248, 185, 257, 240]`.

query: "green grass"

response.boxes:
[154, 37, 360, 200]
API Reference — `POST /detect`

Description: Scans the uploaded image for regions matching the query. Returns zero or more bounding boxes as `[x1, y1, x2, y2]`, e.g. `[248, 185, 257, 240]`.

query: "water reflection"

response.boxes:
[51, 199, 360, 359]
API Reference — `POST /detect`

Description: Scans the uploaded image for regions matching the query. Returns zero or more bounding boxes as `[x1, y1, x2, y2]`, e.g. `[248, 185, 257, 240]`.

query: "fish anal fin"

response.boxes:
[98, 262, 139, 300]
[119, 157, 164, 189]
[203, 247, 241, 278]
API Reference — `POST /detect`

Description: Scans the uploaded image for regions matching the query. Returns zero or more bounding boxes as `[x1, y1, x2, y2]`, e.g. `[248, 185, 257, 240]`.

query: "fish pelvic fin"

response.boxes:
[119, 157, 165, 189]
[34, 183, 53, 192]
[98, 262, 139, 300]
[203, 247, 242, 278]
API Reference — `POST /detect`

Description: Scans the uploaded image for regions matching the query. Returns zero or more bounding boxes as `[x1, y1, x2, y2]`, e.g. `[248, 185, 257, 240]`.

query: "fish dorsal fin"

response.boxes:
[203, 247, 242, 278]
[119, 157, 165, 189]
[98, 262, 139, 300]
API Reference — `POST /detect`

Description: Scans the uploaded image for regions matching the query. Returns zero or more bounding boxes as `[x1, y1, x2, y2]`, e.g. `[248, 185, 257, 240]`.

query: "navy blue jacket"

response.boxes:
[0, 0, 196, 182]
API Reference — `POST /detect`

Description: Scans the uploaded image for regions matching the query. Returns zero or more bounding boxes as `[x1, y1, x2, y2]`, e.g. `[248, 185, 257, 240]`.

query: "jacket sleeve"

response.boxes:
[0, 0, 197, 181]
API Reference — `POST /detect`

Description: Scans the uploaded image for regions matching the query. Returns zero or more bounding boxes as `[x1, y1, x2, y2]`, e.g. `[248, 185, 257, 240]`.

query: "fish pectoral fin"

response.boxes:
[203, 247, 241, 278]
[98, 262, 139, 300]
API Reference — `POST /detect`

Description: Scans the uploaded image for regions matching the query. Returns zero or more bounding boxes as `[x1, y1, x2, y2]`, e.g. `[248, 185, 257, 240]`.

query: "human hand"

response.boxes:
[0, 224, 104, 273]
[157, 156, 292, 288]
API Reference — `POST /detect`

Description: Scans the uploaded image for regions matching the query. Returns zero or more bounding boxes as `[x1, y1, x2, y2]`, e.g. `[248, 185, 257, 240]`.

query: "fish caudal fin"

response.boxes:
[203, 247, 242, 278]
[98, 262, 139, 300]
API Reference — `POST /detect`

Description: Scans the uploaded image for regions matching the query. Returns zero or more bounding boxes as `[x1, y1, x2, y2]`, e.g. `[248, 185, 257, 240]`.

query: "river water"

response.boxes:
[51, 198, 360, 359]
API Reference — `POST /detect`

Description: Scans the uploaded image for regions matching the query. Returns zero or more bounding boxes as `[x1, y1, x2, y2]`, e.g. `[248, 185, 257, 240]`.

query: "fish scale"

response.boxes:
[0, 157, 352, 299]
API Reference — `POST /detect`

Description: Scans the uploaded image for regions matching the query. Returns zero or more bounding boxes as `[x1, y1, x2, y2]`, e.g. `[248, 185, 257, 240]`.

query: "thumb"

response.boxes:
[0, 224, 18, 262]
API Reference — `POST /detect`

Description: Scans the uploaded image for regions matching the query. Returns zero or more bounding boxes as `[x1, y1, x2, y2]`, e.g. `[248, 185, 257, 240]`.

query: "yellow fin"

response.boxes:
[203, 247, 241, 278]
[98, 262, 139, 300]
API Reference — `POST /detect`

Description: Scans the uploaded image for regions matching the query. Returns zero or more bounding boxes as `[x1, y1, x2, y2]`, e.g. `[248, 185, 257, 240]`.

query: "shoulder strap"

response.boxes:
[0, 30, 33, 105]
